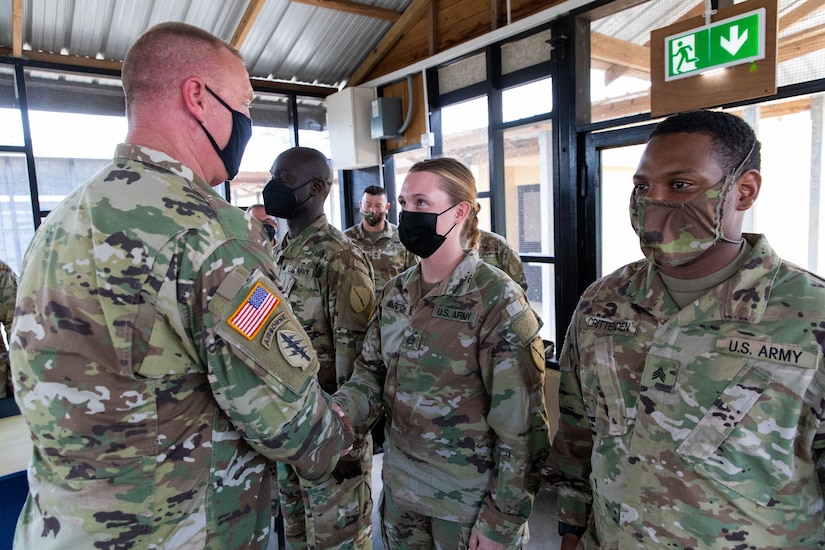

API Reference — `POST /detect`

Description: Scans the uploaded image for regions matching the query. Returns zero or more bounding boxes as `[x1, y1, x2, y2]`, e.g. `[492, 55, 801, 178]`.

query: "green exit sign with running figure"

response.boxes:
[665, 8, 766, 81]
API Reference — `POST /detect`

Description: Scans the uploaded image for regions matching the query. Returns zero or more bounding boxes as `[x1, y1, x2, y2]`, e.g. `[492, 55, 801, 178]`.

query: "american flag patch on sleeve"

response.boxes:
[228, 282, 280, 340]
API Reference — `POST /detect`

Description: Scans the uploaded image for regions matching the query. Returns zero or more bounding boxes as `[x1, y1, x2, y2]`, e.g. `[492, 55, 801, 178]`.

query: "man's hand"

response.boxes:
[332, 402, 354, 455]
[560, 533, 581, 550]
[469, 528, 507, 550]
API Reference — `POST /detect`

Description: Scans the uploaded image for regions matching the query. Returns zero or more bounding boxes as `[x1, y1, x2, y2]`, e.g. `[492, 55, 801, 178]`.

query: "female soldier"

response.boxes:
[334, 157, 549, 549]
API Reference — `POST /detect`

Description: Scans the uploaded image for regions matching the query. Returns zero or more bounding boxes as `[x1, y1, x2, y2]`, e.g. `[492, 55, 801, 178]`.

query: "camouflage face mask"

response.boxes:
[360, 210, 385, 227]
[629, 178, 734, 268]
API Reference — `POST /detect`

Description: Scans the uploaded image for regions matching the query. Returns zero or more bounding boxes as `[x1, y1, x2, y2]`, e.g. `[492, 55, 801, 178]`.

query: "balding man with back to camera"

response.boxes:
[10, 22, 353, 550]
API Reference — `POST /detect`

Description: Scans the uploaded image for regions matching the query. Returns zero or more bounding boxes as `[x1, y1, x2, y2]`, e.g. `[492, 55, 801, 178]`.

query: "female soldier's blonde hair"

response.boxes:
[408, 157, 481, 249]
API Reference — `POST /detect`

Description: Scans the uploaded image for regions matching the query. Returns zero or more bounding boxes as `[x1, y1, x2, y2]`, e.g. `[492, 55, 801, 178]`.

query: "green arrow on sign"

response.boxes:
[665, 8, 765, 81]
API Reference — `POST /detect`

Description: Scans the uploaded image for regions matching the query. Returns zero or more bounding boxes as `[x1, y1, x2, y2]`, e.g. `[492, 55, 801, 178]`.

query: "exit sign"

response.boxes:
[665, 8, 766, 81]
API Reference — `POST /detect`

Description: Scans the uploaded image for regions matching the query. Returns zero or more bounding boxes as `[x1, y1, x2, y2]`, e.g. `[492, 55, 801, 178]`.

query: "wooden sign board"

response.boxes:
[650, 0, 777, 117]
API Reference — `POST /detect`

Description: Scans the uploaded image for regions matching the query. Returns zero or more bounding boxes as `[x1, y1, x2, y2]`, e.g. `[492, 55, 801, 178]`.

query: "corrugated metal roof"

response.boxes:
[0, 0, 410, 88]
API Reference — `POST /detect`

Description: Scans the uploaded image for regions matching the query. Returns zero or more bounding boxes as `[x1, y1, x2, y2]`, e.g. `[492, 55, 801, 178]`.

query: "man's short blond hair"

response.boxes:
[122, 22, 243, 106]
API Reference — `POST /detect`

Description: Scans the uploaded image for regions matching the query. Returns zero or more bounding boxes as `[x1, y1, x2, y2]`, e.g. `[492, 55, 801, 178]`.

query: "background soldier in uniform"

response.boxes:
[9, 23, 352, 550]
[344, 185, 417, 299]
[264, 146, 375, 549]
[249, 202, 279, 246]
[0, 259, 17, 399]
[475, 229, 528, 292]
[344, 185, 417, 454]
[335, 158, 549, 549]
[548, 110, 825, 549]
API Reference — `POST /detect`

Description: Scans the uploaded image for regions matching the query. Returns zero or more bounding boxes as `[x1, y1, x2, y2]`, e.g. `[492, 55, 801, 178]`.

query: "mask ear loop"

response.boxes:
[718, 139, 756, 244]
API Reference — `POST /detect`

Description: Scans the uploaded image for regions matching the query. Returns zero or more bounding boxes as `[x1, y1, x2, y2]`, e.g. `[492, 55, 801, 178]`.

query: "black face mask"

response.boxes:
[263, 223, 277, 242]
[398, 203, 459, 258]
[262, 177, 315, 219]
[197, 85, 252, 181]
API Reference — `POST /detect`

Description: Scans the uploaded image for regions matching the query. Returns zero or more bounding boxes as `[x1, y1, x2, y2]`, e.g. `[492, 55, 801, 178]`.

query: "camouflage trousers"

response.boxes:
[379, 489, 528, 550]
[277, 437, 373, 549]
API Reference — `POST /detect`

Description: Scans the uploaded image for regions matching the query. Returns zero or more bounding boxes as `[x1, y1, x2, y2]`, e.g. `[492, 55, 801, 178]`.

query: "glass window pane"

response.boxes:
[502, 78, 552, 123]
[1, 66, 23, 147]
[600, 144, 646, 276]
[23, 68, 126, 209]
[437, 53, 486, 95]
[501, 29, 552, 75]
[525, 261, 555, 344]
[477, 196, 491, 232]
[441, 96, 490, 193]
[503, 121, 554, 256]
[0, 153, 36, 274]
[235, 93, 292, 209]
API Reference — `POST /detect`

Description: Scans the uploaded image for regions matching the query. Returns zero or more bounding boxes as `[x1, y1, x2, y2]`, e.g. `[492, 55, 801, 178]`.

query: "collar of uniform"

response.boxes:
[620, 233, 779, 325]
[279, 215, 328, 258]
[401, 248, 479, 298]
[355, 219, 394, 240]
[114, 143, 198, 184]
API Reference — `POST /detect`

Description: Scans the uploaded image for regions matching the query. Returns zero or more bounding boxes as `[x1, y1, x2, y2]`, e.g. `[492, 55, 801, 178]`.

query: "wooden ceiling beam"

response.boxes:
[231, 0, 266, 48]
[347, 0, 430, 86]
[289, 0, 401, 22]
[12, 0, 23, 58]
[591, 32, 649, 73]
[779, 0, 822, 32]
[778, 22, 825, 63]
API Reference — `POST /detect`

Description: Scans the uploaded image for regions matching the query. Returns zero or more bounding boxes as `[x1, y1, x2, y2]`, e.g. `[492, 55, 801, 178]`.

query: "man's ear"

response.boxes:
[309, 178, 328, 196]
[182, 77, 208, 122]
[384, 202, 391, 212]
[736, 169, 762, 211]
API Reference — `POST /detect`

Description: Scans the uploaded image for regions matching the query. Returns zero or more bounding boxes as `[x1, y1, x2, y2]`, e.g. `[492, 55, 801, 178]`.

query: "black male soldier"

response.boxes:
[264, 147, 375, 549]
[549, 110, 825, 549]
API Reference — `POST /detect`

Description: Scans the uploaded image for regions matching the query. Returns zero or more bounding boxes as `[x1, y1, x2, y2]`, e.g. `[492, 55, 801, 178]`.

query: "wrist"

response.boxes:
[558, 521, 586, 537]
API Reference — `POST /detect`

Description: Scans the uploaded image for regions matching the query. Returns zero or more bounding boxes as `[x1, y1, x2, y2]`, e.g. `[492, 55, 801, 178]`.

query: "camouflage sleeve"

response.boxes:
[332, 312, 385, 435]
[328, 248, 375, 389]
[545, 310, 594, 529]
[192, 241, 354, 482]
[0, 263, 18, 329]
[475, 296, 550, 544]
[499, 246, 528, 292]
[0, 263, 14, 394]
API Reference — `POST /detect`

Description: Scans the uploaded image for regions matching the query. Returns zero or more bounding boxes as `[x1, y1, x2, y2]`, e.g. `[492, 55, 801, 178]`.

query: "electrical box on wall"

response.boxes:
[327, 87, 380, 170]
[370, 97, 403, 139]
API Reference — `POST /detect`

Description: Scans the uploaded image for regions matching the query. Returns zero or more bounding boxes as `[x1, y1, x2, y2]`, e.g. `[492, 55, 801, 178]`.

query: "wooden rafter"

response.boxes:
[289, 0, 401, 22]
[12, 0, 23, 58]
[779, 0, 823, 31]
[231, 0, 267, 48]
[347, 0, 430, 86]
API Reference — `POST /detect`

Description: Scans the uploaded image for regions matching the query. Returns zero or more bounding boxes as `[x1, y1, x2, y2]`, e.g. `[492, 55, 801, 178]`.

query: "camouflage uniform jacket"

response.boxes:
[548, 234, 825, 549]
[335, 250, 550, 545]
[11, 144, 351, 550]
[274, 215, 375, 393]
[0, 260, 17, 397]
[344, 221, 417, 298]
[477, 230, 528, 291]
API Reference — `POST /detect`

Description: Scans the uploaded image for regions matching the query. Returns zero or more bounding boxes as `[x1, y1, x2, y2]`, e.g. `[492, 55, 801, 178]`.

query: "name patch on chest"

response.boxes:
[282, 265, 312, 277]
[433, 306, 478, 323]
[384, 299, 410, 315]
[584, 316, 637, 335]
[718, 337, 818, 368]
